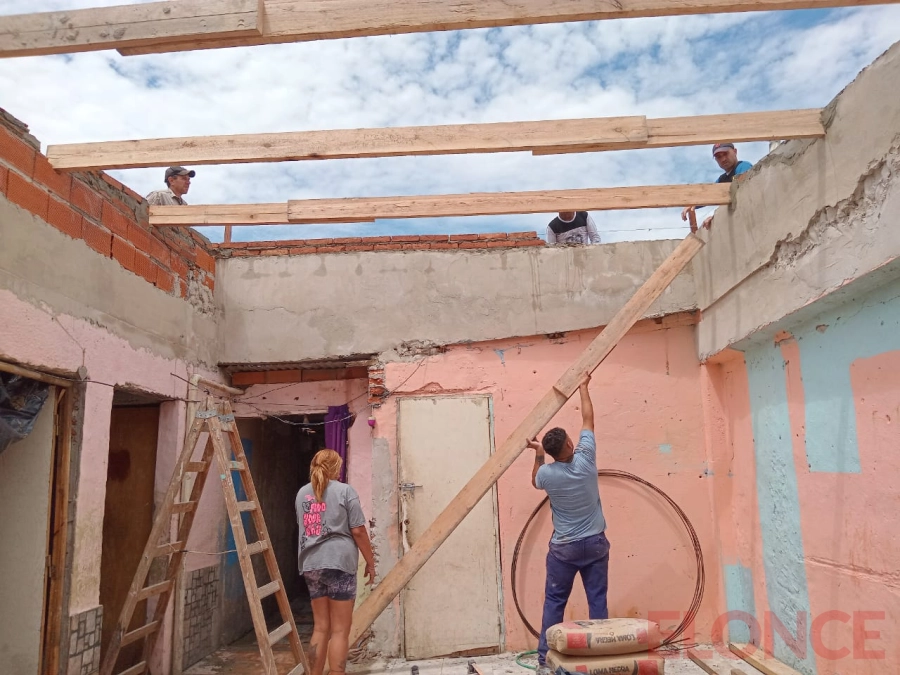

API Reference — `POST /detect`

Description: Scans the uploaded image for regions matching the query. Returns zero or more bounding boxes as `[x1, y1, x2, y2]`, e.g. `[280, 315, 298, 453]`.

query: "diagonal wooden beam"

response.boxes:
[46, 110, 824, 172]
[147, 183, 732, 227]
[0, 0, 262, 58]
[347, 232, 705, 645]
[114, 0, 900, 56]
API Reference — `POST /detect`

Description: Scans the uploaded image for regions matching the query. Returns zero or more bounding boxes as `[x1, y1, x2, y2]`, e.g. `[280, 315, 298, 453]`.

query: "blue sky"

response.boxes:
[1, 1, 898, 243]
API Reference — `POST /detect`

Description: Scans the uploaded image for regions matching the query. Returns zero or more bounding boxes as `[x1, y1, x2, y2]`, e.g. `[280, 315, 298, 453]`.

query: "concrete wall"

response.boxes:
[216, 240, 697, 364]
[366, 314, 721, 656]
[693, 40, 900, 360]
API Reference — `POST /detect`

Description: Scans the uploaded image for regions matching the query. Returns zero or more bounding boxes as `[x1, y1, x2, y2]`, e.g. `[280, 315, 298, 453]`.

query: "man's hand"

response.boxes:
[681, 206, 696, 222]
[702, 215, 714, 230]
[527, 437, 543, 452]
[578, 373, 594, 433]
[578, 372, 591, 390]
[530, 437, 545, 488]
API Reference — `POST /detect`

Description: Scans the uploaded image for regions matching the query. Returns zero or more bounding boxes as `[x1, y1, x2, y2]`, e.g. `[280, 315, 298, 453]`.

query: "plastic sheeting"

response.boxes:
[0, 372, 51, 455]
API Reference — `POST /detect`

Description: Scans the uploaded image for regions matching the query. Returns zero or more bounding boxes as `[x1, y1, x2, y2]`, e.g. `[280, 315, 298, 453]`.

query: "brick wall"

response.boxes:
[0, 108, 216, 303]
[214, 231, 545, 257]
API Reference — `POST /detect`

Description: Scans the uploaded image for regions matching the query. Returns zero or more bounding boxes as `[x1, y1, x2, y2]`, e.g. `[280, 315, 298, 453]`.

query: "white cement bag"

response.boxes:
[545, 619, 662, 656]
[547, 649, 665, 675]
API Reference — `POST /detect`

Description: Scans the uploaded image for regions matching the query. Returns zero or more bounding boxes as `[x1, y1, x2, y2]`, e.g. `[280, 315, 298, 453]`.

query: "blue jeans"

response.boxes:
[537, 532, 610, 665]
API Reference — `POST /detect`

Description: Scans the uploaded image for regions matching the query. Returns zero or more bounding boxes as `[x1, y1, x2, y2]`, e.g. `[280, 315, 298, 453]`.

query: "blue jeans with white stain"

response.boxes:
[537, 532, 610, 665]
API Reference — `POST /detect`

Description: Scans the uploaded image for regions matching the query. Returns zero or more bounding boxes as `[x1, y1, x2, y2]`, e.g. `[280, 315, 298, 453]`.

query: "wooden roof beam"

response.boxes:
[0, 0, 262, 59]
[46, 110, 823, 171]
[115, 0, 900, 57]
[147, 183, 732, 227]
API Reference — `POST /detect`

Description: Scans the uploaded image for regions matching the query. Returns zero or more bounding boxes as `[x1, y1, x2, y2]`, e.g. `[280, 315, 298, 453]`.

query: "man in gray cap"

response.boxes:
[681, 143, 752, 230]
[146, 166, 195, 206]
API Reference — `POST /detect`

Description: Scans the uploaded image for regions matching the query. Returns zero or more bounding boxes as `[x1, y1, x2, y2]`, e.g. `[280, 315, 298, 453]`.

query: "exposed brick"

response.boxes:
[403, 242, 431, 251]
[362, 235, 391, 244]
[515, 239, 545, 247]
[155, 269, 175, 294]
[449, 234, 480, 242]
[345, 244, 375, 252]
[179, 279, 188, 298]
[230, 250, 258, 257]
[195, 248, 216, 274]
[101, 201, 133, 238]
[259, 247, 290, 256]
[121, 184, 143, 203]
[81, 219, 112, 257]
[133, 250, 157, 284]
[459, 241, 487, 249]
[47, 197, 82, 239]
[112, 236, 136, 272]
[429, 242, 459, 250]
[486, 240, 515, 248]
[0, 126, 36, 177]
[316, 245, 347, 253]
[306, 238, 334, 246]
[0, 165, 7, 194]
[374, 243, 403, 251]
[332, 237, 362, 244]
[478, 232, 508, 240]
[419, 234, 450, 242]
[147, 236, 172, 267]
[288, 246, 318, 255]
[101, 173, 125, 193]
[127, 221, 157, 253]
[7, 172, 49, 220]
[169, 255, 189, 279]
[390, 235, 420, 243]
[201, 274, 215, 291]
[508, 231, 539, 239]
[71, 180, 103, 219]
[33, 155, 72, 200]
[225, 241, 251, 249]
[232, 372, 266, 386]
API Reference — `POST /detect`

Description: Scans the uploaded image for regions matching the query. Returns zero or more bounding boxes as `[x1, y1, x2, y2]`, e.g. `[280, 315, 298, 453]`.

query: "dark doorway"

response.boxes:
[222, 415, 325, 646]
[99, 399, 160, 671]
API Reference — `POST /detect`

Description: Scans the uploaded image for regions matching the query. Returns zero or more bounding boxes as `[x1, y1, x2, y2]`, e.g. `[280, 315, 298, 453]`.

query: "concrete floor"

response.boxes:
[184, 646, 767, 675]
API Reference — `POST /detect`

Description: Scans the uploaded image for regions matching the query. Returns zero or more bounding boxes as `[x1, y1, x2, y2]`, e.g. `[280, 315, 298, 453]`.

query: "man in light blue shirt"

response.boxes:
[529, 373, 609, 674]
[681, 142, 753, 230]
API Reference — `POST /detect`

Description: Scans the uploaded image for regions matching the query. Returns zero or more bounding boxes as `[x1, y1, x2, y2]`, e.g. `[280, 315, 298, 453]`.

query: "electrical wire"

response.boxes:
[510, 469, 705, 651]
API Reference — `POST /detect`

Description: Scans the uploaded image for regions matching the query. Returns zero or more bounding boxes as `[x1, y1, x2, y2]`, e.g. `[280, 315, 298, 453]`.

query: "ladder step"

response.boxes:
[137, 580, 173, 601]
[237, 500, 257, 512]
[230, 461, 246, 471]
[115, 662, 147, 675]
[153, 541, 185, 557]
[246, 540, 269, 555]
[186, 461, 208, 472]
[257, 580, 280, 599]
[268, 622, 293, 646]
[121, 621, 160, 646]
[171, 501, 197, 514]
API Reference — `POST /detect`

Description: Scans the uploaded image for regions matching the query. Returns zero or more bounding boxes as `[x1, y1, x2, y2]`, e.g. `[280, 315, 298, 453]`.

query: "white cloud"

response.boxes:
[0, 2, 898, 242]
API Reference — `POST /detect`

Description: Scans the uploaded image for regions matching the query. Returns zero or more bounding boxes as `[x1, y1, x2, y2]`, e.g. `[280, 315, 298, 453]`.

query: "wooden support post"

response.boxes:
[348, 233, 705, 645]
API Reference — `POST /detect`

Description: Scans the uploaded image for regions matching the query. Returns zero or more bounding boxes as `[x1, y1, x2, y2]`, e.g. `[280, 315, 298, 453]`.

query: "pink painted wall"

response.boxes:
[370, 315, 722, 653]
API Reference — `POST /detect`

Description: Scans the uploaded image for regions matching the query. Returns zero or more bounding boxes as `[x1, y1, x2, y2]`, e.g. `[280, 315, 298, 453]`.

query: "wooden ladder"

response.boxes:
[99, 397, 310, 675]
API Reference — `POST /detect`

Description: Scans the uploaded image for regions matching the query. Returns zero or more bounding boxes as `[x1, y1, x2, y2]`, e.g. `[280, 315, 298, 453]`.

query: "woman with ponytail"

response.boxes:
[296, 449, 375, 675]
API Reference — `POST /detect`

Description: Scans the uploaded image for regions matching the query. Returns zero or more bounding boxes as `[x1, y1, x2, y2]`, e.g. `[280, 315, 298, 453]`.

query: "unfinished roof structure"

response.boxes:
[0, 2, 898, 675]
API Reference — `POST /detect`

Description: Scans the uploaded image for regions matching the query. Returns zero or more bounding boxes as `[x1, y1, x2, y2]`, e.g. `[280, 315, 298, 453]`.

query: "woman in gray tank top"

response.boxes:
[296, 449, 376, 675]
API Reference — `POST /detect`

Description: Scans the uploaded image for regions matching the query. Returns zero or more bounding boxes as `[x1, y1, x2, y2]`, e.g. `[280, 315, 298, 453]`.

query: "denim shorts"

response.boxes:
[303, 568, 357, 601]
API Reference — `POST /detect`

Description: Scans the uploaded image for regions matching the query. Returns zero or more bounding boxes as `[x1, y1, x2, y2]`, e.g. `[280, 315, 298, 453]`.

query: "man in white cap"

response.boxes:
[681, 143, 752, 230]
[146, 166, 195, 206]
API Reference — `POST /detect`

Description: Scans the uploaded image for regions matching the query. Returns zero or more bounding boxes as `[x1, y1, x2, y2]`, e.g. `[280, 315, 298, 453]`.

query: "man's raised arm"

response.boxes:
[579, 372, 594, 433]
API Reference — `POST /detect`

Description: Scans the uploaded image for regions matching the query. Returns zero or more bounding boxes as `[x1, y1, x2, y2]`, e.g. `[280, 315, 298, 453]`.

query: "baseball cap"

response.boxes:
[712, 143, 735, 156]
[164, 166, 196, 184]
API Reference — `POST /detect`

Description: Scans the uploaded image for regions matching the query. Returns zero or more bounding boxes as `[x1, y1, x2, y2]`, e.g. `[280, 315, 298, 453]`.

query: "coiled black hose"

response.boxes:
[510, 469, 705, 647]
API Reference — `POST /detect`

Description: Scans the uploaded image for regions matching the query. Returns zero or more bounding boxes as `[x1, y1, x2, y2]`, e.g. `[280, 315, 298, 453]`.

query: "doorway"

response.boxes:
[99, 397, 160, 671]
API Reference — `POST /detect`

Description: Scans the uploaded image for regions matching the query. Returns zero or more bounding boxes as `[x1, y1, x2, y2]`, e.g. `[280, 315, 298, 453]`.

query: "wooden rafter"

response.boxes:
[147, 183, 732, 226]
[0, 0, 262, 58]
[2, 0, 897, 58]
[46, 110, 823, 171]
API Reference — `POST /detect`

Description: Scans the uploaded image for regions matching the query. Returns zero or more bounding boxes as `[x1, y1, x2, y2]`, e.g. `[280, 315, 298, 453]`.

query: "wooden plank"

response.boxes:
[237, 500, 257, 512]
[153, 541, 185, 558]
[0, 360, 74, 388]
[136, 580, 173, 601]
[348, 232, 704, 645]
[268, 622, 293, 646]
[148, 184, 731, 227]
[116, 0, 900, 56]
[246, 540, 269, 555]
[186, 461, 208, 473]
[687, 649, 720, 674]
[258, 580, 281, 599]
[120, 621, 159, 647]
[230, 460, 247, 471]
[170, 501, 197, 514]
[46, 110, 824, 171]
[729, 644, 804, 675]
[47, 116, 647, 170]
[0, 0, 261, 59]
[114, 662, 147, 675]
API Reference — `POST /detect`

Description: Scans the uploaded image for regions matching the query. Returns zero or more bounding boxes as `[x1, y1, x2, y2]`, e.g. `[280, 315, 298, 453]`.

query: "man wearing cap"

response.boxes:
[146, 166, 195, 206]
[681, 143, 752, 230]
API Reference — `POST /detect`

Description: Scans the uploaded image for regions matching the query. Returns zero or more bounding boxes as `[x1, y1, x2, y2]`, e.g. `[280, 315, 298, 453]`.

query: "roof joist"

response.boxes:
[148, 183, 733, 227]
[47, 110, 824, 171]
[2, 0, 897, 59]
[0, 0, 262, 59]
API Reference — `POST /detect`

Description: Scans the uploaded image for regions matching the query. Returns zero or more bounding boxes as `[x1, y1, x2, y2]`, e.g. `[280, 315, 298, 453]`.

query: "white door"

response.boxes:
[398, 396, 502, 659]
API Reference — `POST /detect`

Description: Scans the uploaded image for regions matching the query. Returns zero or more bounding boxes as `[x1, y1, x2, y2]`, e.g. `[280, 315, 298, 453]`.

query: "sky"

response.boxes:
[1, 2, 898, 243]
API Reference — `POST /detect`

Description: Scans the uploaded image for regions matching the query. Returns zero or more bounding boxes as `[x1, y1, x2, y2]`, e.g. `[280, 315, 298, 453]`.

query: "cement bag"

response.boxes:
[547, 649, 664, 675]
[546, 619, 661, 656]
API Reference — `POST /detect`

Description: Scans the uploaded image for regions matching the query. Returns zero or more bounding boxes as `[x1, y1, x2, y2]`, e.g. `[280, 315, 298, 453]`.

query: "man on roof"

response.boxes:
[146, 166, 195, 206]
[681, 143, 752, 230]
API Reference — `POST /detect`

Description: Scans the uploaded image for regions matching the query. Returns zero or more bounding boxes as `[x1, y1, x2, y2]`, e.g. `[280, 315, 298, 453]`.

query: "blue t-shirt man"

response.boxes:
[528, 373, 610, 674]
[682, 142, 753, 230]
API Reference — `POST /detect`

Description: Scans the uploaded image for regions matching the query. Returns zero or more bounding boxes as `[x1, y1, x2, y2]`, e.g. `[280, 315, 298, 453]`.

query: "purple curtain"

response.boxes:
[325, 404, 351, 482]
